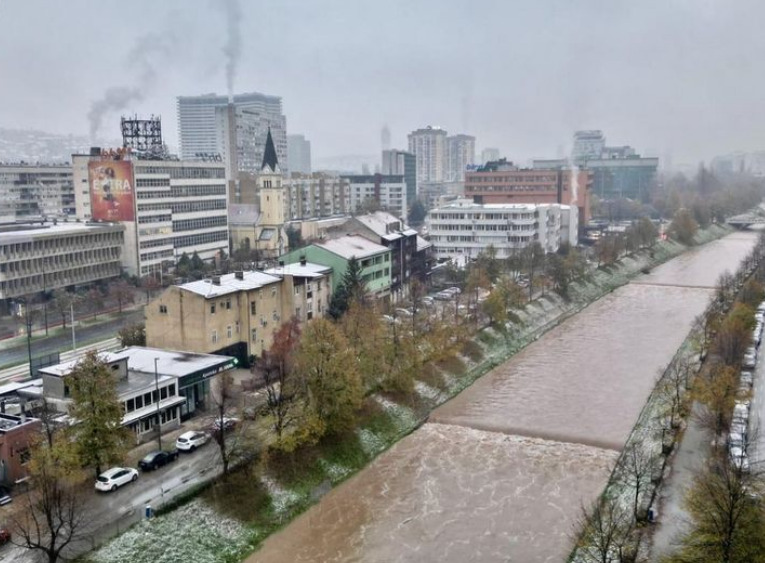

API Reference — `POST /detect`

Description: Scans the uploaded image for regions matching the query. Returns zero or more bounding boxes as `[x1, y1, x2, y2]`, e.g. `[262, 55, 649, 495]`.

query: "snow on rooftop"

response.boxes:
[316, 235, 389, 260]
[0, 222, 123, 243]
[180, 270, 281, 298]
[38, 347, 235, 379]
[264, 261, 331, 278]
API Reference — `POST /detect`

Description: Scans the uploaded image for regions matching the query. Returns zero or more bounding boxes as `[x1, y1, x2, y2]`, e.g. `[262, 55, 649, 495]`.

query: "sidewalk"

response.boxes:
[649, 404, 711, 561]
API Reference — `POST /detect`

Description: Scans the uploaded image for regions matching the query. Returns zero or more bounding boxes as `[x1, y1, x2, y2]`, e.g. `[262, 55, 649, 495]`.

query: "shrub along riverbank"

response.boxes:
[82, 225, 734, 563]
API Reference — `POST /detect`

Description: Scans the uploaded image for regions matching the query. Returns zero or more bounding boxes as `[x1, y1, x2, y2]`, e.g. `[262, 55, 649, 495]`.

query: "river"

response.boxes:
[249, 231, 757, 563]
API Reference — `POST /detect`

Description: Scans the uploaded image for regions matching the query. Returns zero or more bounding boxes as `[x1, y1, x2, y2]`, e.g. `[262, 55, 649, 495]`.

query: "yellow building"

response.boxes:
[146, 262, 332, 364]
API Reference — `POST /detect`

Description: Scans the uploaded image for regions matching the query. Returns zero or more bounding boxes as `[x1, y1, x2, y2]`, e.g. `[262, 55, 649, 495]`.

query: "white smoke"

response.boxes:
[220, 0, 242, 100]
[87, 32, 177, 143]
[569, 161, 579, 206]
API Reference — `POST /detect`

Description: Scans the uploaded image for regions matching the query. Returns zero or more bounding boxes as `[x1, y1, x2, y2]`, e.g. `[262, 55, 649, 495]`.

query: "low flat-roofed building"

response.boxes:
[0, 413, 41, 485]
[39, 347, 236, 441]
[0, 221, 124, 303]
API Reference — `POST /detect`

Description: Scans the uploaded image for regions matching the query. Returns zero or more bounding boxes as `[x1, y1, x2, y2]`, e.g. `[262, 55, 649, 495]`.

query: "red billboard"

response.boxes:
[88, 160, 135, 222]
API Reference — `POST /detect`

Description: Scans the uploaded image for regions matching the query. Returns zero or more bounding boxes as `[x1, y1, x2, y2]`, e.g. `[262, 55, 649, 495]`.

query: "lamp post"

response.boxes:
[154, 358, 162, 450]
[23, 299, 33, 378]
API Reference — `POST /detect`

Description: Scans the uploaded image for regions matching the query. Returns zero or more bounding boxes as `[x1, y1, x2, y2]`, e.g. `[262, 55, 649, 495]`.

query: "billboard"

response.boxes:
[88, 160, 135, 221]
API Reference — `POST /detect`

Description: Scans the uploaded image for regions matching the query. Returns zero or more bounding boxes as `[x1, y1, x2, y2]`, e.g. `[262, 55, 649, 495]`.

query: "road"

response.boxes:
[0, 441, 222, 563]
[0, 310, 143, 369]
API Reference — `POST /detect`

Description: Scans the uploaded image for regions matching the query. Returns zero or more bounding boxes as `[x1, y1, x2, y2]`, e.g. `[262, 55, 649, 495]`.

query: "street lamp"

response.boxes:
[154, 358, 162, 451]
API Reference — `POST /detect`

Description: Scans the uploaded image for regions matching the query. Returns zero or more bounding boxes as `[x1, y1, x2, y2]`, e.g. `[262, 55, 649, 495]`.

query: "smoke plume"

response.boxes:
[87, 32, 176, 143]
[221, 0, 242, 100]
[569, 161, 579, 206]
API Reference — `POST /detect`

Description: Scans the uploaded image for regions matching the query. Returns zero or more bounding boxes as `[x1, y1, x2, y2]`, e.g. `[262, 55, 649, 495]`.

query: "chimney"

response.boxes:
[279, 260, 285, 267]
[300, 256, 307, 266]
[212, 275, 221, 285]
[234, 271, 244, 280]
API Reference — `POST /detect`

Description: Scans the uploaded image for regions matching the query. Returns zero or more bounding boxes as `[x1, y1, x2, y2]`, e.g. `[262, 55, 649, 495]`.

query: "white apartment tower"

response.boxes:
[408, 126, 447, 184]
[177, 92, 288, 174]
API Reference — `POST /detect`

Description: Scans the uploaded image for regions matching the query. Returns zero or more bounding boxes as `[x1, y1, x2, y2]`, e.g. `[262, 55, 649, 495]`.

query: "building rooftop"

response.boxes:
[416, 235, 432, 251]
[0, 413, 38, 432]
[228, 204, 260, 225]
[353, 211, 404, 237]
[316, 235, 389, 260]
[264, 262, 332, 279]
[117, 370, 175, 396]
[39, 347, 236, 379]
[0, 221, 124, 241]
[432, 199, 549, 212]
[180, 271, 282, 298]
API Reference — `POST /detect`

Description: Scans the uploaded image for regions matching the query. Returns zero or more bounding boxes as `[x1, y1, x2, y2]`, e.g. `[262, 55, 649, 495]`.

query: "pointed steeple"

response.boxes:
[261, 127, 279, 173]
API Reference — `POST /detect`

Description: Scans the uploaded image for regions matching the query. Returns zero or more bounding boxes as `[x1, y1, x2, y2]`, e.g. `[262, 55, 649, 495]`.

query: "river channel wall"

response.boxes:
[81, 225, 734, 563]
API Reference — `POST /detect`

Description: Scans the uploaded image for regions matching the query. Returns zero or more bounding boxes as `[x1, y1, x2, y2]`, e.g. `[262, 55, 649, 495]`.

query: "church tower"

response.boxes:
[257, 128, 287, 256]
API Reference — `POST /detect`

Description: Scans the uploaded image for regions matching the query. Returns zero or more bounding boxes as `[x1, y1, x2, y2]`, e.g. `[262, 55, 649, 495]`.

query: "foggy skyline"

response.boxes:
[1, 0, 763, 165]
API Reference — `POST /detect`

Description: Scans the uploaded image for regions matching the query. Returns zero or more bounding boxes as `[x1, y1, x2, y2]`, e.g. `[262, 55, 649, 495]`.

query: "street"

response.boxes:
[0, 435, 223, 562]
[0, 310, 143, 369]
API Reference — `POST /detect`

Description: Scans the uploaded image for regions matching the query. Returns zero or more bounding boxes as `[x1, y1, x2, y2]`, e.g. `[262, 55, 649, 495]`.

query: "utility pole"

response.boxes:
[23, 299, 33, 378]
[70, 302, 76, 352]
[154, 358, 162, 450]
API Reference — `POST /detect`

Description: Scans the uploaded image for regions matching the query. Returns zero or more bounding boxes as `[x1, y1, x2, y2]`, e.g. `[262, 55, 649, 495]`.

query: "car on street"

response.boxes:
[740, 371, 754, 388]
[138, 449, 180, 471]
[95, 467, 138, 492]
[0, 527, 10, 546]
[211, 416, 239, 433]
[743, 352, 757, 369]
[434, 291, 452, 301]
[176, 431, 210, 452]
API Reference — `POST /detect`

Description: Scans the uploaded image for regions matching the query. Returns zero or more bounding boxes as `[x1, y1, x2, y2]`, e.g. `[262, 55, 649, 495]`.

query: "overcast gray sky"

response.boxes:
[0, 0, 763, 166]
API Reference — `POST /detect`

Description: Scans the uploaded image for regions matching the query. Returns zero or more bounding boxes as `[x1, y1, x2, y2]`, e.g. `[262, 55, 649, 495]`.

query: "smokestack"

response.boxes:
[300, 256, 307, 266]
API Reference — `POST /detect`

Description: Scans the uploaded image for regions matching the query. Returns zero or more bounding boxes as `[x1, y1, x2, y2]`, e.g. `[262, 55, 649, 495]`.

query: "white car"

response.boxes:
[176, 430, 210, 452]
[740, 371, 754, 388]
[95, 467, 138, 492]
[743, 353, 757, 369]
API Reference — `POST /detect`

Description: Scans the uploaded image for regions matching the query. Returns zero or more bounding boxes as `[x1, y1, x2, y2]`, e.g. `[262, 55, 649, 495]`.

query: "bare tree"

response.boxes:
[11, 440, 90, 563]
[211, 371, 241, 478]
[574, 495, 636, 563]
[617, 440, 660, 522]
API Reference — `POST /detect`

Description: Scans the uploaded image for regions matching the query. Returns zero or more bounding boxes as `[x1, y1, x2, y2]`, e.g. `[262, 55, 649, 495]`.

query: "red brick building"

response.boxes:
[464, 160, 592, 224]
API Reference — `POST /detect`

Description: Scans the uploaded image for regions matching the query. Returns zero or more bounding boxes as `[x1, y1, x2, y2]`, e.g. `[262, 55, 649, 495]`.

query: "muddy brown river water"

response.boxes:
[249, 231, 757, 563]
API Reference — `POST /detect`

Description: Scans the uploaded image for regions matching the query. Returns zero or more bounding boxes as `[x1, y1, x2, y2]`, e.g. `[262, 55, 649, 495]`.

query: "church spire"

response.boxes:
[261, 127, 279, 173]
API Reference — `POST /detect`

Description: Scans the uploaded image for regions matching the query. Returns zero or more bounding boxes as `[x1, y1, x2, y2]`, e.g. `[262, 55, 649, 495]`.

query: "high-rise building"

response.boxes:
[381, 125, 391, 151]
[72, 148, 229, 277]
[408, 126, 447, 184]
[287, 173, 350, 220]
[382, 149, 417, 205]
[287, 134, 312, 175]
[572, 130, 605, 164]
[0, 164, 75, 221]
[343, 174, 408, 220]
[176, 92, 288, 174]
[446, 134, 475, 182]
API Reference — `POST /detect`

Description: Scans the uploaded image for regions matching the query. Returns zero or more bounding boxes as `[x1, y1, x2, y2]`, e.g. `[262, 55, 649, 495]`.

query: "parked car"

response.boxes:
[395, 308, 413, 317]
[434, 291, 452, 301]
[740, 371, 754, 388]
[176, 431, 209, 452]
[731, 419, 748, 436]
[422, 296, 435, 306]
[729, 431, 747, 449]
[138, 449, 179, 471]
[211, 416, 239, 433]
[0, 527, 10, 546]
[743, 353, 757, 369]
[95, 467, 138, 492]
[0, 486, 11, 506]
[446, 287, 462, 295]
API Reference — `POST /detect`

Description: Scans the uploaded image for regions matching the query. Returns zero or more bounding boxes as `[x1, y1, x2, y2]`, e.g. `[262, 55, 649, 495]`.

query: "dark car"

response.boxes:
[0, 527, 11, 546]
[138, 449, 179, 471]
